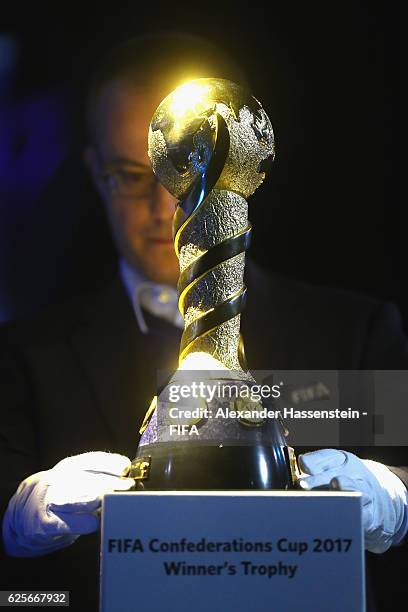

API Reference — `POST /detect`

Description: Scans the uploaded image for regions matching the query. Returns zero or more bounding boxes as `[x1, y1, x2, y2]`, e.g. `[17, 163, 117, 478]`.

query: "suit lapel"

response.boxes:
[243, 259, 290, 370]
[69, 277, 180, 457]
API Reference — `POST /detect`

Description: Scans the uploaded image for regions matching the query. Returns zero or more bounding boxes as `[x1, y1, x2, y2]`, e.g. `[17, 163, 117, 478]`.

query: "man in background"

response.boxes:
[1, 33, 406, 611]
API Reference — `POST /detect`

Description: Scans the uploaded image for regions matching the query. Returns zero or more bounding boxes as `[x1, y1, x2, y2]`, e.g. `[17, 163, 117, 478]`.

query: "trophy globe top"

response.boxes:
[148, 78, 275, 200]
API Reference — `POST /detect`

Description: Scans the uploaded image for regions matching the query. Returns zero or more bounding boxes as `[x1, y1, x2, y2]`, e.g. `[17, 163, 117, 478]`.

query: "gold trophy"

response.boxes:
[130, 79, 298, 489]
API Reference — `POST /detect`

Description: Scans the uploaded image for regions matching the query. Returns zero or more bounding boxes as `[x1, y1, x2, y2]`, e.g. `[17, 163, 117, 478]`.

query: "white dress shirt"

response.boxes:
[119, 258, 184, 333]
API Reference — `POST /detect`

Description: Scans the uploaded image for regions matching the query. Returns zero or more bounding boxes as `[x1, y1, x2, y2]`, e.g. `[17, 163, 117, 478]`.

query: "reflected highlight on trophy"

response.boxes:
[130, 78, 297, 489]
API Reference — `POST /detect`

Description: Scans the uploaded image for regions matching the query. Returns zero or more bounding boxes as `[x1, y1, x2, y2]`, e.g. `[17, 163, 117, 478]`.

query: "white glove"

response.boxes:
[2, 451, 134, 557]
[298, 449, 407, 553]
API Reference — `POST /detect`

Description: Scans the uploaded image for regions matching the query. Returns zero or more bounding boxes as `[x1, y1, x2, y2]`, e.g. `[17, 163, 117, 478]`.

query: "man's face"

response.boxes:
[85, 79, 180, 286]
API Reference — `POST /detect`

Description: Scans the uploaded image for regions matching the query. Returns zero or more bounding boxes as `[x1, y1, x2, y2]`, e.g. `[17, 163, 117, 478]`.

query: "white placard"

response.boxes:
[100, 491, 364, 612]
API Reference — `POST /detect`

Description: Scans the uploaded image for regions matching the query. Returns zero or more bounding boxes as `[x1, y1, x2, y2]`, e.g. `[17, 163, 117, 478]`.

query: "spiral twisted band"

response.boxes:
[173, 113, 252, 367]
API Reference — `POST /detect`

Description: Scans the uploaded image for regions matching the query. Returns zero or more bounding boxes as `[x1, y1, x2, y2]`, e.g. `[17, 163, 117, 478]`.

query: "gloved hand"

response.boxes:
[2, 451, 134, 557]
[298, 449, 407, 553]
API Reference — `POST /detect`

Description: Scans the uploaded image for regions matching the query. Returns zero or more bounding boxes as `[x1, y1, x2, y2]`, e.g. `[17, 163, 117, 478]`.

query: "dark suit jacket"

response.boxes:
[1, 260, 407, 610]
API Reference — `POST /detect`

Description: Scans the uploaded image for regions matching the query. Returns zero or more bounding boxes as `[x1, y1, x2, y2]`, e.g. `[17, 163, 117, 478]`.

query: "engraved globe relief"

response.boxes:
[148, 78, 275, 200]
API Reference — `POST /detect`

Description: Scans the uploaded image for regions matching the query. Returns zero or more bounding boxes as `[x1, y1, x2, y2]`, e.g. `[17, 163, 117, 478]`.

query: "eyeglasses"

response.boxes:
[101, 167, 158, 199]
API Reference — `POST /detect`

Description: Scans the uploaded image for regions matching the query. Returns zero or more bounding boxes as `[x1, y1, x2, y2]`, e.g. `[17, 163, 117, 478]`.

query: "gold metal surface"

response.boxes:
[139, 396, 158, 434]
[130, 457, 151, 480]
[148, 78, 274, 373]
[287, 446, 301, 485]
[149, 78, 275, 199]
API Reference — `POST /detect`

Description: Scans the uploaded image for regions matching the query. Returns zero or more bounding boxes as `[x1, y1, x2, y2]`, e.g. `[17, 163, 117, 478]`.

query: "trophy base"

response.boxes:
[129, 443, 294, 490]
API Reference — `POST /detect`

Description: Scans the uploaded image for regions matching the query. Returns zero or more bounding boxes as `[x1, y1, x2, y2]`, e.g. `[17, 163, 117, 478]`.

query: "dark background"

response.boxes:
[0, 4, 406, 609]
[0, 2, 405, 323]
